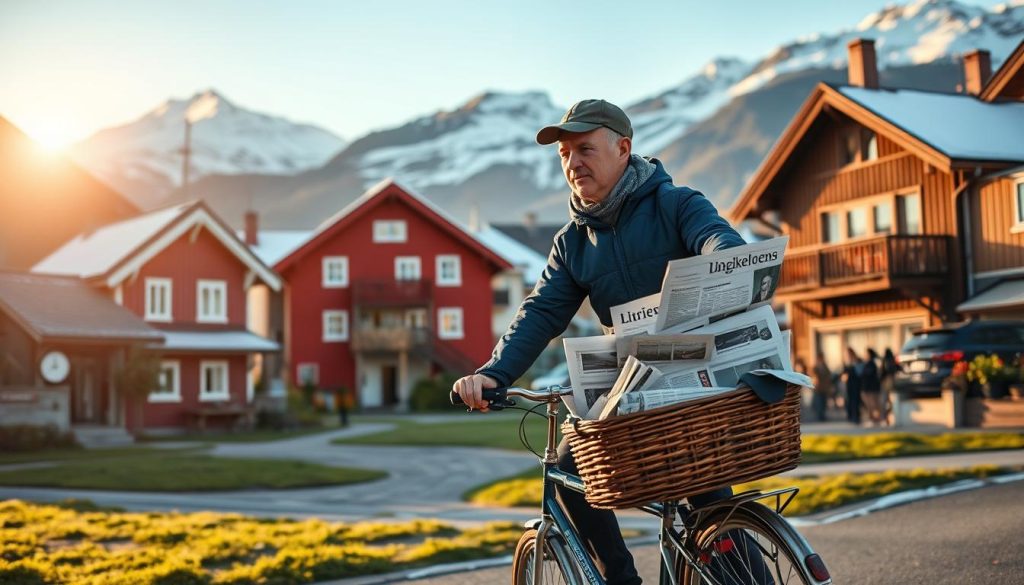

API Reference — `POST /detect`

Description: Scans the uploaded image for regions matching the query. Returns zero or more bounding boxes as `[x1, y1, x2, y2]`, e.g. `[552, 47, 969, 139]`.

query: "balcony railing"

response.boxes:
[350, 326, 431, 352]
[779, 235, 951, 293]
[353, 279, 433, 307]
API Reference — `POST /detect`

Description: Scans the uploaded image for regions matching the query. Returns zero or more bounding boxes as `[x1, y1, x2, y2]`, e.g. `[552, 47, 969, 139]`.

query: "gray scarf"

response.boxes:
[571, 154, 656, 226]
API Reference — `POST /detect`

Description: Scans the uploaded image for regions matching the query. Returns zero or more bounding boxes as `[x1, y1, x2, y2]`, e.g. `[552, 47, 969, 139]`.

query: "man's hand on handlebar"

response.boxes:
[452, 374, 498, 412]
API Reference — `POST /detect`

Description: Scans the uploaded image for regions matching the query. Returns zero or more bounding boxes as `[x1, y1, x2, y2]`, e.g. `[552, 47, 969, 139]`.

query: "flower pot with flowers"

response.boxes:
[967, 354, 1010, 399]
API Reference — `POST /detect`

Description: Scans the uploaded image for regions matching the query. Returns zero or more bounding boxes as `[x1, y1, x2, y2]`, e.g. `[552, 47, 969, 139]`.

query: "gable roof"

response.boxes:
[730, 82, 1024, 222]
[0, 271, 163, 343]
[488, 223, 564, 257]
[980, 39, 1024, 102]
[32, 201, 281, 291]
[475, 225, 549, 285]
[274, 178, 513, 274]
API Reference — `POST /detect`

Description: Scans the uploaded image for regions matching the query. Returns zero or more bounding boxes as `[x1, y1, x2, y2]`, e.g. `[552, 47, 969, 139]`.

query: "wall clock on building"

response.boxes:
[40, 350, 70, 384]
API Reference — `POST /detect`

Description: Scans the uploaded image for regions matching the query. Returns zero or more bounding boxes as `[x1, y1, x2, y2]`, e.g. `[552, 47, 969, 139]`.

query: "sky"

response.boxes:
[0, 0, 1002, 149]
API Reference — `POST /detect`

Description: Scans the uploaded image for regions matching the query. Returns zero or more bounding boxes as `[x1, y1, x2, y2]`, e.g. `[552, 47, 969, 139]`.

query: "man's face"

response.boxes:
[557, 128, 630, 204]
[760, 275, 772, 297]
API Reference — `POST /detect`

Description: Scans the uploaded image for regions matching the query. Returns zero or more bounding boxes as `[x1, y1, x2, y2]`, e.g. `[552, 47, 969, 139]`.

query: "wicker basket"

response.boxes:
[561, 384, 802, 509]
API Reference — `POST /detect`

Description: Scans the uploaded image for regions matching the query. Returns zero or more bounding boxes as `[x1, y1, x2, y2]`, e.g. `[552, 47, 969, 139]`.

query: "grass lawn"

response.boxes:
[801, 432, 1024, 463]
[333, 412, 550, 451]
[0, 446, 207, 466]
[465, 465, 1016, 515]
[0, 499, 522, 584]
[0, 452, 385, 491]
[139, 425, 336, 444]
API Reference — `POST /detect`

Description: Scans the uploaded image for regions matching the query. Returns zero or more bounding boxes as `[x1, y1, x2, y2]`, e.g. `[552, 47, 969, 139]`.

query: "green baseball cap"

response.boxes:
[536, 99, 633, 145]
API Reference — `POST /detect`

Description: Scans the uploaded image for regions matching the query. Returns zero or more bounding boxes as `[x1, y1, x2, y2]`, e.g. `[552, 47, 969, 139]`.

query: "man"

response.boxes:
[453, 99, 745, 585]
[753, 273, 773, 303]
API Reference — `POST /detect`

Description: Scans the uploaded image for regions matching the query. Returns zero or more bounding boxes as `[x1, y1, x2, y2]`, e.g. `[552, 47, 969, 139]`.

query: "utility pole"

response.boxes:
[179, 119, 192, 199]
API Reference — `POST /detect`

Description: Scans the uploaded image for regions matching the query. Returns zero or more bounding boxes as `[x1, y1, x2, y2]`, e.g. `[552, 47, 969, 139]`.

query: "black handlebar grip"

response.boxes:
[450, 388, 507, 406]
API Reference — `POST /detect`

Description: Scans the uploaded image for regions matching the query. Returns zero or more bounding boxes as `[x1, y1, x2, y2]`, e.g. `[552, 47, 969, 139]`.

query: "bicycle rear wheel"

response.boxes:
[681, 502, 829, 585]
[512, 528, 583, 585]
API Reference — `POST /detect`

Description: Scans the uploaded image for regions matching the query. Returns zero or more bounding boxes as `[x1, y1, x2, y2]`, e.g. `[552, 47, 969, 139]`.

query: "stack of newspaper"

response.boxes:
[562, 237, 812, 420]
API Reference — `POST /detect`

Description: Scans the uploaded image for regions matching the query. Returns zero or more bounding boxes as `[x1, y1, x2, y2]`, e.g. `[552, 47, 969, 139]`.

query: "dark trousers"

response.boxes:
[556, 438, 734, 585]
[845, 387, 861, 424]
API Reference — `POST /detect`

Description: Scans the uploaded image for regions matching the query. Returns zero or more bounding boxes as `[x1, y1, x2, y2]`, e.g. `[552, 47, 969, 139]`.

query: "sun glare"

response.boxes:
[23, 121, 76, 154]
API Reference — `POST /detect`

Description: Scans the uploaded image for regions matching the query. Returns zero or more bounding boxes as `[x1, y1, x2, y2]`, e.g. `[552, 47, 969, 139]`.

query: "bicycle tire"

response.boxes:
[511, 528, 584, 585]
[679, 502, 829, 585]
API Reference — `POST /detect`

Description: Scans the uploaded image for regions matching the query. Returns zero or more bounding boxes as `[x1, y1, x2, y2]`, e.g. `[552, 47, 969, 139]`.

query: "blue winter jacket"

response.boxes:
[477, 159, 745, 387]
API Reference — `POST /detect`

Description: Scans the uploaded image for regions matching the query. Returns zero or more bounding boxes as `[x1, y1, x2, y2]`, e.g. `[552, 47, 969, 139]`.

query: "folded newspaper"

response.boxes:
[562, 237, 810, 419]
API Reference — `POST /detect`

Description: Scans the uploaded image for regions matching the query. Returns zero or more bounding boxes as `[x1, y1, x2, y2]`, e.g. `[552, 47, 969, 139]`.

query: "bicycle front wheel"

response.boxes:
[512, 528, 584, 585]
[681, 502, 829, 585]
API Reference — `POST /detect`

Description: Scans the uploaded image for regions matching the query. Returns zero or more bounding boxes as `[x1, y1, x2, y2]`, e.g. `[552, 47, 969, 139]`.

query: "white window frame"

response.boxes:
[322, 256, 349, 288]
[199, 360, 230, 402]
[196, 279, 228, 323]
[296, 363, 320, 386]
[323, 310, 350, 342]
[144, 277, 172, 322]
[395, 256, 421, 281]
[436, 255, 462, 287]
[1013, 178, 1024, 234]
[438, 307, 464, 340]
[373, 220, 407, 243]
[148, 360, 181, 403]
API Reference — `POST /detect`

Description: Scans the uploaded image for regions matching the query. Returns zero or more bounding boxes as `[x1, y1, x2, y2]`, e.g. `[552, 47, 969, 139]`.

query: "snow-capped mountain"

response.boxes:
[629, 57, 753, 155]
[357, 91, 566, 192]
[344, 0, 1022, 203]
[71, 90, 346, 208]
[729, 0, 1024, 97]
[148, 0, 1024, 227]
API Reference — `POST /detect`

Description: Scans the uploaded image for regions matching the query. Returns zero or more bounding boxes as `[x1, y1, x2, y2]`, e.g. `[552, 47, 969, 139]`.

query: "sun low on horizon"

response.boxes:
[16, 116, 80, 153]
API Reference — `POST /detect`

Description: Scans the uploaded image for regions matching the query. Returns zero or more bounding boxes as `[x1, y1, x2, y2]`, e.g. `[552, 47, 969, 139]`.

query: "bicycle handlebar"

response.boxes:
[449, 385, 573, 408]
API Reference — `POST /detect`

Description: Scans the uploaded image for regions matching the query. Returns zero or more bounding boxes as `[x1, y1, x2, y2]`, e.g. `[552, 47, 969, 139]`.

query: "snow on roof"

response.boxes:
[838, 86, 1024, 162]
[33, 203, 192, 278]
[239, 230, 312, 267]
[152, 329, 280, 353]
[476, 225, 549, 285]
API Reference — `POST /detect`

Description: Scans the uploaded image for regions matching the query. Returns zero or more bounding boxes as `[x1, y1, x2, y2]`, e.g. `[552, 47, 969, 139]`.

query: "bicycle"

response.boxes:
[451, 384, 832, 585]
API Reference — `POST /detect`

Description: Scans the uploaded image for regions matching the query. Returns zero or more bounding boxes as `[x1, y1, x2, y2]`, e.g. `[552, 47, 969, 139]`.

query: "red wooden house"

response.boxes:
[729, 39, 1024, 371]
[32, 201, 281, 432]
[273, 179, 512, 409]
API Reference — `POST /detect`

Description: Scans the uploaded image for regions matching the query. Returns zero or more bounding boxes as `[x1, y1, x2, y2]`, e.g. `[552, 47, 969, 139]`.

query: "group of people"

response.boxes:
[804, 347, 900, 426]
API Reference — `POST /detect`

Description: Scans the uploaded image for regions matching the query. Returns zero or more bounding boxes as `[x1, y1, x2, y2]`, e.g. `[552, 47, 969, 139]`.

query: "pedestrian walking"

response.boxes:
[811, 352, 833, 422]
[842, 347, 863, 425]
[880, 348, 899, 425]
[861, 348, 883, 426]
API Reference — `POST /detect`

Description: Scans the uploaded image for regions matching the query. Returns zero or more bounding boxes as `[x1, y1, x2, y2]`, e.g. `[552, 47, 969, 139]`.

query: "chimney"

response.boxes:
[847, 38, 879, 89]
[244, 210, 259, 246]
[963, 49, 992, 96]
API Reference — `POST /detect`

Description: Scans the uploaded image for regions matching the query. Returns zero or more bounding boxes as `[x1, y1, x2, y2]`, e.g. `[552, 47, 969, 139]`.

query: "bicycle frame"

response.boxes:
[525, 392, 705, 585]
[456, 385, 827, 585]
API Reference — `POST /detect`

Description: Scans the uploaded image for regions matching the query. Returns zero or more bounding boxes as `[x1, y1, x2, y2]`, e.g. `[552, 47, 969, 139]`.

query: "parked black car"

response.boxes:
[894, 320, 1024, 397]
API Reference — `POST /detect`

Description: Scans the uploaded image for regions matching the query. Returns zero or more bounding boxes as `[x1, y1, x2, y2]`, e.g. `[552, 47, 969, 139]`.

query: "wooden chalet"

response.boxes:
[729, 39, 1024, 370]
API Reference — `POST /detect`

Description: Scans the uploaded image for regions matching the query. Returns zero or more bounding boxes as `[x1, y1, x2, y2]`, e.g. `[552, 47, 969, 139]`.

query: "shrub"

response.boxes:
[0, 425, 78, 453]
[409, 374, 460, 412]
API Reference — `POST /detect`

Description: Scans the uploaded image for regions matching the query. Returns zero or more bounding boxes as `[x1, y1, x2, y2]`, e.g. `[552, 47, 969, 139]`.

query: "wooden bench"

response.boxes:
[185, 404, 254, 432]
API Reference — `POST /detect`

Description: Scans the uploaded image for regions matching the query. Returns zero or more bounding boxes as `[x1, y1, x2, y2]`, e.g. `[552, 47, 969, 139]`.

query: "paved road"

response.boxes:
[0, 424, 539, 523]
[394, 479, 1024, 585]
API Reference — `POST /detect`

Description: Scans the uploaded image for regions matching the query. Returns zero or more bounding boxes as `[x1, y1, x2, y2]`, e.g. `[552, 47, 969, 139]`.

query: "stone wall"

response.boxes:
[0, 386, 70, 431]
